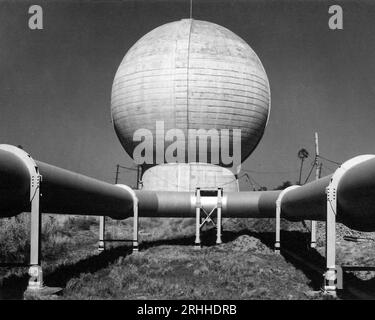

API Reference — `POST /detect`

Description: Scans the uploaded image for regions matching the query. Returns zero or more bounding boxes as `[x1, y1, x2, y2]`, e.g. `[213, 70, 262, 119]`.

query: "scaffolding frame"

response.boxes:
[323, 155, 375, 293]
[274, 185, 300, 253]
[273, 154, 375, 294]
[99, 184, 139, 253]
[194, 188, 223, 248]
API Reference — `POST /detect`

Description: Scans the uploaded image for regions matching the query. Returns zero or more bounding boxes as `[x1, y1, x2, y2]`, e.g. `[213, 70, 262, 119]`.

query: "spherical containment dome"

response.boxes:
[111, 19, 270, 167]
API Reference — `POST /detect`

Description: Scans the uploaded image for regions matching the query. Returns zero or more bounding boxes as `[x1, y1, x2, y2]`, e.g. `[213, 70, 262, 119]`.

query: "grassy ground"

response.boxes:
[1, 215, 375, 300]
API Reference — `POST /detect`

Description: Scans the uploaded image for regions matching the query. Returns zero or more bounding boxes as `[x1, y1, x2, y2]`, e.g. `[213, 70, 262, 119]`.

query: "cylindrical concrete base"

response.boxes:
[141, 163, 239, 192]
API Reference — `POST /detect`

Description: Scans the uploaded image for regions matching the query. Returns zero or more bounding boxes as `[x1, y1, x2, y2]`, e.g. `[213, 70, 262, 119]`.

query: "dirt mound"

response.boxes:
[230, 235, 273, 254]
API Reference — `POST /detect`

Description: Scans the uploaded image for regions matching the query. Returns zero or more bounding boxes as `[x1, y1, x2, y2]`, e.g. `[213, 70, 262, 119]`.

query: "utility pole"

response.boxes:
[315, 132, 322, 180]
[310, 132, 321, 248]
[136, 165, 143, 189]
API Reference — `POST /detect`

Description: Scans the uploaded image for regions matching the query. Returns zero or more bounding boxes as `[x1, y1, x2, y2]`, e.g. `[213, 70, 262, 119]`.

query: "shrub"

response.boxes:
[0, 213, 30, 263]
[62, 216, 98, 232]
[0, 213, 74, 263]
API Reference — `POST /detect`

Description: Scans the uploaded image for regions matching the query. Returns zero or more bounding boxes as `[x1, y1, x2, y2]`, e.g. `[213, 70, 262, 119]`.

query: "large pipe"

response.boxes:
[37, 161, 134, 218]
[1, 145, 375, 232]
[281, 157, 375, 231]
[0, 147, 133, 219]
[281, 176, 331, 222]
[135, 190, 280, 218]
[0, 149, 30, 217]
[337, 157, 375, 231]
[0, 145, 281, 220]
[0, 149, 281, 220]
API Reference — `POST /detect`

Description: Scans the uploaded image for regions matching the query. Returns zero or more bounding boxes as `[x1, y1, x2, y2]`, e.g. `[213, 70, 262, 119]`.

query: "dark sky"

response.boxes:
[1, 0, 375, 189]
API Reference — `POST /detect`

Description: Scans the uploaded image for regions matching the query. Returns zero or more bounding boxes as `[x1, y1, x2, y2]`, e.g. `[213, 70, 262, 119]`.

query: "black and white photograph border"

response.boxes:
[1, 0, 375, 305]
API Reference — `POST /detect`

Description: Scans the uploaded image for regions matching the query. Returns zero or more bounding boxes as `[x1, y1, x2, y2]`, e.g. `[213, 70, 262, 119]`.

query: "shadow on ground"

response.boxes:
[223, 229, 375, 300]
[1, 229, 375, 299]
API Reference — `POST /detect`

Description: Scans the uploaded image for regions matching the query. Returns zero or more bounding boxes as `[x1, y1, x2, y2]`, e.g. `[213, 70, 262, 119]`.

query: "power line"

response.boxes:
[239, 173, 256, 190]
[321, 164, 339, 175]
[317, 155, 342, 166]
[242, 173, 265, 189]
[117, 164, 138, 171]
[242, 168, 298, 175]
[303, 160, 316, 184]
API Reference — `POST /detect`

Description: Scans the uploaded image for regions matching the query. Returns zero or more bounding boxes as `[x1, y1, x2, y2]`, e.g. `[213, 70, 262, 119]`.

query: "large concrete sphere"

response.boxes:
[111, 19, 270, 166]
